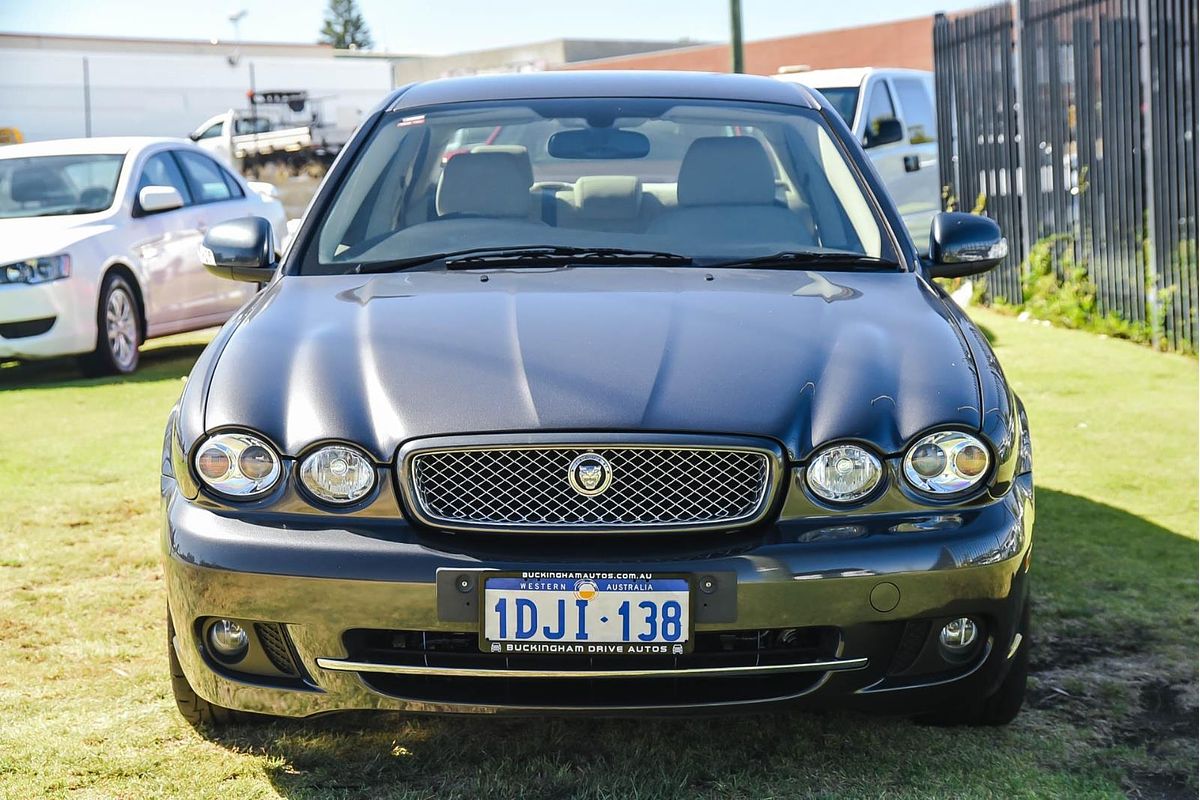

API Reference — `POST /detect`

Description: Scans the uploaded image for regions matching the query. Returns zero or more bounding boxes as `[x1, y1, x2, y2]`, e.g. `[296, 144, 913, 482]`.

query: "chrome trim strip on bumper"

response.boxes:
[315, 655, 868, 679]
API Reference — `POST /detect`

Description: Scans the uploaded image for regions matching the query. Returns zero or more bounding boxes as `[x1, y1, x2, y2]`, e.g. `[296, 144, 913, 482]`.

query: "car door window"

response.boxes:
[219, 164, 245, 198]
[137, 152, 193, 206]
[892, 78, 937, 144]
[175, 151, 233, 204]
[863, 82, 898, 140]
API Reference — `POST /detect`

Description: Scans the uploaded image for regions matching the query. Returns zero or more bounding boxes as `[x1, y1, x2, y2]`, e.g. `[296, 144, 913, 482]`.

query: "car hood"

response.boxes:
[0, 214, 113, 262]
[203, 267, 981, 461]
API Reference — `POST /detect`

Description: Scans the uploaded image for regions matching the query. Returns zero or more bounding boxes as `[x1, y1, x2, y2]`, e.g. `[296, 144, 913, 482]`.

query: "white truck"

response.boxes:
[190, 92, 354, 177]
[775, 68, 941, 241]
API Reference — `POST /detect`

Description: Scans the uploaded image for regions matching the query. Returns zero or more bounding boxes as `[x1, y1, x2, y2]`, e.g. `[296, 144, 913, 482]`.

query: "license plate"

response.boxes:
[481, 572, 691, 655]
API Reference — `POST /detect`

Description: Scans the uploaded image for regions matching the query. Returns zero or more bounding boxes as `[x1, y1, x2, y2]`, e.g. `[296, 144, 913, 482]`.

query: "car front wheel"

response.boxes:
[79, 273, 141, 376]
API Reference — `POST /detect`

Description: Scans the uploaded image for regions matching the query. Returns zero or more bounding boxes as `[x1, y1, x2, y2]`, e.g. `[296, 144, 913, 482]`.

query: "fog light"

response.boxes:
[939, 617, 979, 650]
[207, 619, 249, 662]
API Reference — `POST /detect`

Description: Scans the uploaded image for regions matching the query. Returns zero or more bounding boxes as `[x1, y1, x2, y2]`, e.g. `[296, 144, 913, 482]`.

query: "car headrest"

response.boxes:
[10, 165, 72, 203]
[436, 150, 533, 218]
[677, 136, 777, 207]
[574, 175, 642, 220]
[469, 145, 534, 186]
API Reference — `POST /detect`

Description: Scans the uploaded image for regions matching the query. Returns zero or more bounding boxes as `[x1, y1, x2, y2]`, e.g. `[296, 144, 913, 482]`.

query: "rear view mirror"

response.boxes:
[864, 118, 903, 149]
[548, 128, 650, 160]
[200, 217, 277, 282]
[138, 185, 184, 214]
[927, 212, 1008, 278]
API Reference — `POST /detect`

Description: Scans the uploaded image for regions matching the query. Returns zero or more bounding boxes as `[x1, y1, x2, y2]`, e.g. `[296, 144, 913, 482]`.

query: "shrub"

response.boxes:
[1016, 234, 1154, 345]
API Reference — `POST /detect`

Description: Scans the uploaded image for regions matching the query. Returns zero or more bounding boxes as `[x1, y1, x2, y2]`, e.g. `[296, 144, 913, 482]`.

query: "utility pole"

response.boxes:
[729, 0, 744, 73]
[81, 57, 92, 137]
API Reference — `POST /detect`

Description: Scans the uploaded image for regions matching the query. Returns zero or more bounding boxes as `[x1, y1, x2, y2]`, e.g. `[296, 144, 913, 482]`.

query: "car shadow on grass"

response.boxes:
[194, 489, 1197, 799]
[0, 340, 207, 391]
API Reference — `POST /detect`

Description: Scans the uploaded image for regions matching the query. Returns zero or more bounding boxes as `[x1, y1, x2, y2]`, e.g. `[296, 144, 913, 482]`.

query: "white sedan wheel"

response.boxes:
[105, 285, 138, 372]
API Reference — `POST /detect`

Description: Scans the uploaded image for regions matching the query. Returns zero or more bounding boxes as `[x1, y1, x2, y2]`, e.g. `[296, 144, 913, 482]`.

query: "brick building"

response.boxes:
[561, 16, 933, 74]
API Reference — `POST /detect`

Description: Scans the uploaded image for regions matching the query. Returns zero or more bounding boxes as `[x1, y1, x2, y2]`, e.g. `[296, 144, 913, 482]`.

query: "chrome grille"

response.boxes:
[408, 444, 772, 531]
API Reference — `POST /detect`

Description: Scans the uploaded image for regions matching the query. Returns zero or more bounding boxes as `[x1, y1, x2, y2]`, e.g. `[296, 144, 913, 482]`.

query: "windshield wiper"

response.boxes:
[443, 246, 694, 269]
[354, 245, 692, 274]
[701, 250, 901, 271]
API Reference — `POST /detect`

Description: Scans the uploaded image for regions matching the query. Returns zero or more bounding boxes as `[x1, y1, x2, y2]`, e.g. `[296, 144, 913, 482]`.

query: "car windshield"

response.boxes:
[0, 154, 124, 219]
[304, 97, 892, 274]
[810, 87, 860, 127]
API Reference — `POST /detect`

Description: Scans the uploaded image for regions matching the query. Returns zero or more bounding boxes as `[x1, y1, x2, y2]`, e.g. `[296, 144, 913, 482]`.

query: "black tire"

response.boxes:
[167, 611, 253, 729]
[918, 601, 1030, 726]
[78, 273, 141, 376]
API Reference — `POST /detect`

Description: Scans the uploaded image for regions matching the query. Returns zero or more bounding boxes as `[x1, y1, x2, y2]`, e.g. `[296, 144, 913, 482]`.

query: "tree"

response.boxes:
[319, 0, 373, 50]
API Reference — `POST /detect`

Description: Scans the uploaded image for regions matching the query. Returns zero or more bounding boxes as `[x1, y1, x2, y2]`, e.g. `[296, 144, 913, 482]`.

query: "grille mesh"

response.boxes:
[255, 623, 298, 676]
[410, 446, 771, 530]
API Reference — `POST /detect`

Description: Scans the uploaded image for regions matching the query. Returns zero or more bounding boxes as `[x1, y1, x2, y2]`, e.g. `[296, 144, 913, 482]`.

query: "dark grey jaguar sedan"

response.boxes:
[162, 71, 1033, 728]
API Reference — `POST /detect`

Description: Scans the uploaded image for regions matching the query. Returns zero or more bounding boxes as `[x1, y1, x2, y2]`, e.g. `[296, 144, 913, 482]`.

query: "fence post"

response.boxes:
[1136, 0, 1160, 348]
[1011, 0, 1032, 274]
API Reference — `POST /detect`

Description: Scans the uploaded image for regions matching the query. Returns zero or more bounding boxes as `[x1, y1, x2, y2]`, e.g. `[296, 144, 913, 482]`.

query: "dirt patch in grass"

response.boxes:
[1028, 625, 1198, 799]
[1118, 680, 1200, 799]
[1030, 623, 1150, 672]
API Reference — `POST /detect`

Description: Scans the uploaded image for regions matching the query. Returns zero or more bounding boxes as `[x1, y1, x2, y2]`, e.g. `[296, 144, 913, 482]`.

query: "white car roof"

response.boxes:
[0, 136, 193, 160]
[774, 67, 931, 89]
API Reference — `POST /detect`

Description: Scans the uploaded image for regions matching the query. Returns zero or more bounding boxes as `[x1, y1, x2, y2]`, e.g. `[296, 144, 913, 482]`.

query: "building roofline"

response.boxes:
[0, 30, 333, 50]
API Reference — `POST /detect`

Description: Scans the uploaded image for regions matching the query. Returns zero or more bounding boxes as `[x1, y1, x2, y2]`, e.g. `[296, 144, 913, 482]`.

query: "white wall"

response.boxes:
[0, 47, 394, 142]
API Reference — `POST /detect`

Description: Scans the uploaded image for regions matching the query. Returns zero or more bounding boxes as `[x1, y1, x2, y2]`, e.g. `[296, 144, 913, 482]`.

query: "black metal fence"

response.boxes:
[934, 0, 1197, 350]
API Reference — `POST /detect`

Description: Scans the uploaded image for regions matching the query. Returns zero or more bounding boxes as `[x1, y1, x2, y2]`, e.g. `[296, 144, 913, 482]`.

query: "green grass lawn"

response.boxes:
[0, 310, 1195, 799]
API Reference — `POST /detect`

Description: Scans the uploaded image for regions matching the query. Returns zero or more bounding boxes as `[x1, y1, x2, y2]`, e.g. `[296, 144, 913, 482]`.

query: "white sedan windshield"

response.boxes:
[0, 154, 124, 219]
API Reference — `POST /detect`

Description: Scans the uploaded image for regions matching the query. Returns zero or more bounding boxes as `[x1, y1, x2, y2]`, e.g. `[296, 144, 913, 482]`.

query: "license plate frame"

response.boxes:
[479, 571, 694, 655]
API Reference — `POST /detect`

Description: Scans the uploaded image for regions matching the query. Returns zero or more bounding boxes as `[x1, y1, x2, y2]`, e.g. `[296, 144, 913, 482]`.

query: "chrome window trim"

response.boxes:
[395, 432, 785, 534]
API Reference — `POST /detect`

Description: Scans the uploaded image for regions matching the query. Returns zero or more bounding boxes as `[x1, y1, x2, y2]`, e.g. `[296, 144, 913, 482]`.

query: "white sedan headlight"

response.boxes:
[1, 255, 71, 285]
[903, 431, 990, 495]
[806, 443, 882, 503]
[299, 445, 375, 504]
[194, 432, 281, 498]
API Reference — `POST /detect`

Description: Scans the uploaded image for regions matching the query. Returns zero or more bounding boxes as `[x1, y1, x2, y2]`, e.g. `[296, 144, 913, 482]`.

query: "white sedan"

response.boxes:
[0, 137, 287, 374]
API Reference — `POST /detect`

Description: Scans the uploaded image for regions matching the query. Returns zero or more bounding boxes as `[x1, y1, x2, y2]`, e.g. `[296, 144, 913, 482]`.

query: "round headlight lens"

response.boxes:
[903, 431, 991, 495]
[193, 432, 281, 497]
[299, 445, 375, 504]
[805, 443, 882, 503]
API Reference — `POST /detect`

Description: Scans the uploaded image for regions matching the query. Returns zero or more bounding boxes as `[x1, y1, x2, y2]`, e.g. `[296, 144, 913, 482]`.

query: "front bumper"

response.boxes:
[0, 279, 95, 360]
[162, 473, 1033, 716]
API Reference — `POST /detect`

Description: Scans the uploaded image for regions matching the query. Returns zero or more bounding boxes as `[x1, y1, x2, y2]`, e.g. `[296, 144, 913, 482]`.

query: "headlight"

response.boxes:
[193, 432, 281, 497]
[903, 431, 990, 495]
[805, 443, 882, 503]
[299, 444, 375, 504]
[1, 255, 71, 285]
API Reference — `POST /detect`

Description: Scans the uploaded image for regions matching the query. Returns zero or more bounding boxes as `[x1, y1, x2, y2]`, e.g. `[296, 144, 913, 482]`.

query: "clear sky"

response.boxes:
[0, 0, 983, 55]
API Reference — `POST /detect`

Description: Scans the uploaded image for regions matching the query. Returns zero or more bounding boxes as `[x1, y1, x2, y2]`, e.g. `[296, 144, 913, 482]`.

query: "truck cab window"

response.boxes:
[863, 82, 897, 140]
[893, 78, 937, 144]
[196, 123, 223, 140]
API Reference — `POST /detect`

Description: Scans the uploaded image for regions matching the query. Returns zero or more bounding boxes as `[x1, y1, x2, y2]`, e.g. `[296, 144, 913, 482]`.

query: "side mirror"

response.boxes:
[138, 185, 184, 214]
[200, 217, 277, 282]
[864, 118, 903, 149]
[188, 131, 201, 142]
[927, 212, 1008, 278]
